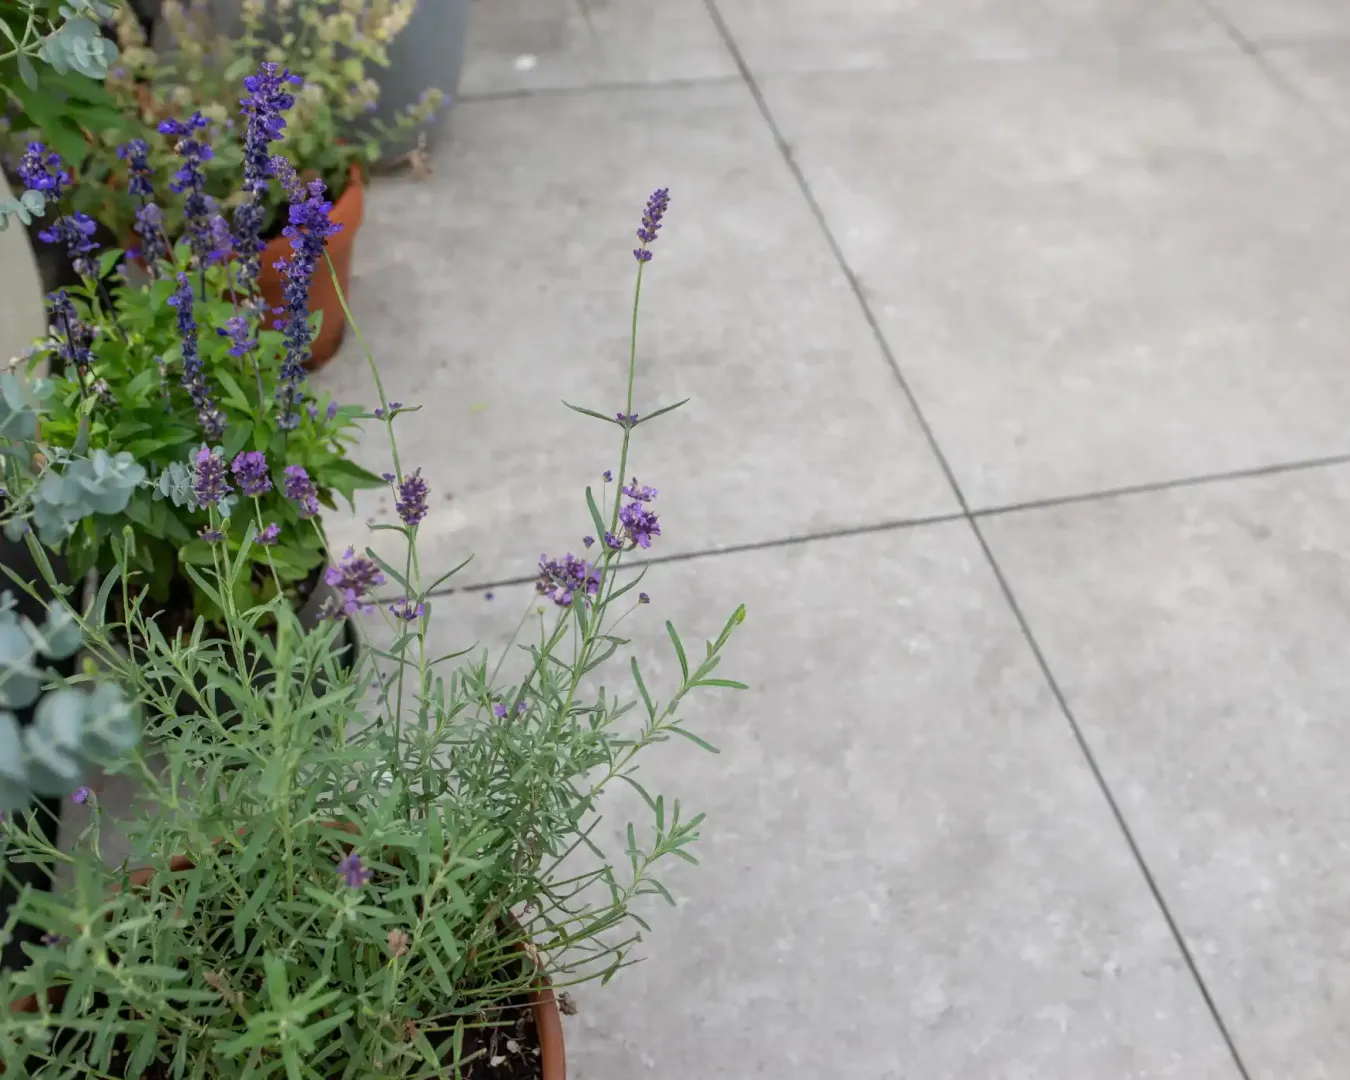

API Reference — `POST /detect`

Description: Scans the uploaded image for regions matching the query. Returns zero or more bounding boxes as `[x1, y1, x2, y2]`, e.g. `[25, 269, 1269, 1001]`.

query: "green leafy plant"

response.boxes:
[34, 0, 442, 245]
[0, 0, 131, 229]
[0, 181, 746, 1078]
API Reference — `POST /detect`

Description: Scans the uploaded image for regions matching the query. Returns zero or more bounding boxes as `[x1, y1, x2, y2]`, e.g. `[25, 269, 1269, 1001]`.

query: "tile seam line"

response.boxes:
[701, 1, 1253, 1074]
[403, 446, 1350, 601]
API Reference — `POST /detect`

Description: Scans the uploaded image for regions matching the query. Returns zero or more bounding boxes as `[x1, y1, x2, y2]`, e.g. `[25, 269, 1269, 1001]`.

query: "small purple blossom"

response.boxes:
[622, 478, 657, 502]
[230, 451, 272, 497]
[394, 469, 429, 528]
[257, 522, 281, 546]
[192, 446, 231, 508]
[71, 786, 90, 805]
[639, 592, 650, 604]
[217, 314, 256, 358]
[117, 138, 154, 198]
[389, 597, 424, 622]
[619, 501, 661, 549]
[159, 112, 215, 266]
[602, 470, 613, 482]
[283, 465, 319, 517]
[336, 851, 370, 889]
[38, 213, 99, 278]
[41, 933, 69, 947]
[198, 527, 224, 542]
[205, 213, 234, 264]
[492, 702, 507, 718]
[18, 142, 68, 199]
[324, 547, 386, 617]
[633, 187, 670, 262]
[535, 553, 601, 608]
[46, 291, 92, 378]
[615, 412, 639, 427]
[603, 531, 621, 550]
[582, 535, 595, 548]
[133, 202, 170, 267]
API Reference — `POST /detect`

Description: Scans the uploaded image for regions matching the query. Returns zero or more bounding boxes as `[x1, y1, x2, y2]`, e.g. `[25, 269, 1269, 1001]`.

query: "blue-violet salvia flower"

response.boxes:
[633, 187, 670, 263]
[38, 213, 99, 278]
[159, 112, 215, 266]
[394, 469, 429, 528]
[257, 522, 281, 546]
[231, 451, 271, 496]
[205, 213, 233, 264]
[167, 273, 224, 439]
[273, 179, 342, 424]
[46, 291, 93, 377]
[117, 138, 154, 198]
[192, 446, 231, 508]
[324, 547, 386, 617]
[337, 851, 370, 889]
[283, 465, 320, 517]
[535, 553, 601, 608]
[218, 314, 255, 359]
[133, 202, 170, 267]
[18, 142, 68, 199]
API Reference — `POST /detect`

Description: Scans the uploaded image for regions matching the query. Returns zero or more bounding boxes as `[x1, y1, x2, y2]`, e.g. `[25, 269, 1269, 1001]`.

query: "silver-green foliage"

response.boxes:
[0, 589, 138, 813]
[0, 217, 745, 1077]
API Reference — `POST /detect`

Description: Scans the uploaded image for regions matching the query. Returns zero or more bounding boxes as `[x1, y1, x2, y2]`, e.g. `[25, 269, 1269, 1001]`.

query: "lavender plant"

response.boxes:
[0, 66, 383, 624]
[0, 184, 745, 1078]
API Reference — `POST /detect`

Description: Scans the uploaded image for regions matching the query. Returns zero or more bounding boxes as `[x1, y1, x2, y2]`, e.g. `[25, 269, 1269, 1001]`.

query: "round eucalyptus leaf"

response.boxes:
[25, 689, 88, 796]
[39, 603, 84, 661]
[83, 682, 139, 761]
[0, 711, 32, 814]
[0, 623, 42, 709]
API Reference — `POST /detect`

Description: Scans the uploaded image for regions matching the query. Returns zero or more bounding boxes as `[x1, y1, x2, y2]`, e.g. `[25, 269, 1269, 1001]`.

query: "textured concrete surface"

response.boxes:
[83, 0, 1350, 1076]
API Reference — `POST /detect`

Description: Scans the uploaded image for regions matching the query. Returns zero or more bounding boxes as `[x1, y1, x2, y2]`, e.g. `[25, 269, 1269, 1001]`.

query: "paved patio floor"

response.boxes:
[308, 1, 1350, 1077]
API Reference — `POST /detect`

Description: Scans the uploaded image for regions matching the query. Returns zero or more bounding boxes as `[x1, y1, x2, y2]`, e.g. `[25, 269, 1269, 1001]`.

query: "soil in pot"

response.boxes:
[258, 163, 365, 371]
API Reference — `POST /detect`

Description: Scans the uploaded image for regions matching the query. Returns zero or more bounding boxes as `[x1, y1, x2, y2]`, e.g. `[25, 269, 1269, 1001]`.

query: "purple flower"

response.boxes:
[639, 592, 650, 604]
[602, 470, 613, 482]
[273, 179, 342, 424]
[492, 702, 507, 718]
[535, 553, 601, 608]
[117, 138, 154, 198]
[192, 446, 231, 508]
[198, 527, 224, 542]
[633, 187, 670, 263]
[603, 531, 621, 550]
[46, 291, 92, 378]
[615, 412, 639, 427]
[394, 469, 429, 528]
[582, 535, 595, 548]
[18, 142, 68, 199]
[205, 213, 234, 264]
[622, 478, 657, 502]
[619, 501, 661, 549]
[133, 202, 170, 267]
[269, 153, 302, 201]
[324, 547, 386, 617]
[234, 63, 300, 294]
[167, 273, 223, 438]
[159, 112, 215, 266]
[231, 451, 271, 496]
[38, 213, 99, 278]
[389, 597, 424, 622]
[257, 522, 281, 546]
[218, 314, 255, 358]
[283, 465, 319, 517]
[71, 786, 90, 804]
[336, 851, 370, 889]
[40, 933, 69, 947]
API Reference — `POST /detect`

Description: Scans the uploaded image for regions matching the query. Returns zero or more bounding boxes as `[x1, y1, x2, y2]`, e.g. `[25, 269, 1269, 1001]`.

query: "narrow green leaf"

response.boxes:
[584, 486, 607, 540]
[666, 621, 689, 681]
[633, 398, 689, 425]
[630, 657, 656, 721]
[667, 726, 720, 754]
[693, 678, 748, 690]
[562, 401, 619, 425]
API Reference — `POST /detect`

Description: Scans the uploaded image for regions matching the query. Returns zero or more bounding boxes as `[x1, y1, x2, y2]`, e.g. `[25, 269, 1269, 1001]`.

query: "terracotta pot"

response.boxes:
[8, 835, 569, 1079]
[259, 164, 365, 371]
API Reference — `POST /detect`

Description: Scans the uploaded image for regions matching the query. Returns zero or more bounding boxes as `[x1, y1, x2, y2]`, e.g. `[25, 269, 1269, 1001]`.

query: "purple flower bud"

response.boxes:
[535, 553, 601, 608]
[336, 850, 370, 889]
[324, 547, 386, 617]
[192, 446, 231, 508]
[257, 522, 281, 546]
[231, 451, 272, 497]
[394, 469, 429, 528]
[492, 702, 507, 718]
[71, 786, 90, 805]
[389, 597, 424, 622]
[639, 592, 650, 604]
[283, 465, 319, 517]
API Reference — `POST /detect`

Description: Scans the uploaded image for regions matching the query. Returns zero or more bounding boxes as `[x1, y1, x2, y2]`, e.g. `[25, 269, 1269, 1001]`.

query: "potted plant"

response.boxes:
[0, 176, 746, 1078]
[0, 64, 384, 645]
[3, 0, 443, 368]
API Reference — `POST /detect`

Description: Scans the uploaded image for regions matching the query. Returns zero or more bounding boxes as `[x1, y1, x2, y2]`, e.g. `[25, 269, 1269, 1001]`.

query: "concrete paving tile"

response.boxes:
[312, 84, 957, 588]
[714, 0, 1228, 77]
[1263, 43, 1350, 128]
[358, 527, 1240, 1079]
[462, 0, 736, 95]
[759, 55, 1350, 509]
[979, 463, 1350, 1079]
[1206, 0, 1350, 43]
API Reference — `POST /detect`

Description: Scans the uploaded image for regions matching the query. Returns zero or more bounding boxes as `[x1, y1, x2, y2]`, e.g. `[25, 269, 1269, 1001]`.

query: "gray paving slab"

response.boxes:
[757, 55, 1350, 510]
[1263, 42, 1350, 127]
[356, 526, 1240, 1079]
[461, 0, 736, 95]
[1206, 0, 1350, 44]
[980, 464, 1350, 1079]
[713, 0, 1229, 76]
[313, 83, 957, 588]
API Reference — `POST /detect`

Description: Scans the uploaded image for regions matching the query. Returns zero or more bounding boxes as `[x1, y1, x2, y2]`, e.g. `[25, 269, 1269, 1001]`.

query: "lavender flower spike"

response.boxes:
[283, 464, 320, 518]
[324, 547, 386, 617]
[633, 187, 670, 263]
[37, 213, 99, 278]
[192, 446, 231, 508]
[337, 851, 370, 889]
[535, 553, 601, 608]
[18, 142, 68, 200]
[231, 451, 272, 497]
[394, 469, 429, 528]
